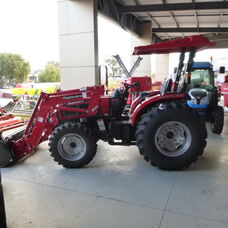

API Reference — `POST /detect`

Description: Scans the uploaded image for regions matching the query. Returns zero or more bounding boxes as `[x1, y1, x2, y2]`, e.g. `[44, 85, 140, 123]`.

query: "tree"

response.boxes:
[38, 62, 60, 82]
[0, 53, 30, 87]
[105, 56, 123, 77]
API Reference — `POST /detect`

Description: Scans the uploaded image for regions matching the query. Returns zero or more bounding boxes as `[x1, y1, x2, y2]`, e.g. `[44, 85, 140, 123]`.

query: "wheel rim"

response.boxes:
[57, 133, 87, 161]
[154, 121, 192, 157]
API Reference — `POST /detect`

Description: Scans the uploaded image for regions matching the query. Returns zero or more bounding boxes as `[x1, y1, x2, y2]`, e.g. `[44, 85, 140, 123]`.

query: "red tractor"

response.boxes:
[221, 75, 228, 108]
[0, 35, 212, 170]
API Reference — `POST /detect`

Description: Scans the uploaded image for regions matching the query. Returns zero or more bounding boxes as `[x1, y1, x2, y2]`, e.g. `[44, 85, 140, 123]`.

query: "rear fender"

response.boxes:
[131, 93, 186, 126]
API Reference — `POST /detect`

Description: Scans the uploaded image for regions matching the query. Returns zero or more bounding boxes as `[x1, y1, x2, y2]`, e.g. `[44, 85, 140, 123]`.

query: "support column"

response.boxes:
[153, 54, 170, 81]
[57, 0, 98, 90]
[131, 22, 152, 77]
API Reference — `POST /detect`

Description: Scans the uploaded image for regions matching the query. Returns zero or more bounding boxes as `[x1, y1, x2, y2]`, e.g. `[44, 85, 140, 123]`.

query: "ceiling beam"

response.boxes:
[194, 12, 199, 30]
[139, 13, 228, 18]
[161, 0, 170, 38]
[133, 0, 162, 41]
[169, 11, 185, 37]
[98, 0, 142, 36]
[149, 15, 161, 28]
[218, 10, 224, 28]
[134, 0, 161, 28]
[170, 12, 179, 28]
[192, 0, 199, 32]
[153, 27, 228, 33]
[121, 2, 228, 13]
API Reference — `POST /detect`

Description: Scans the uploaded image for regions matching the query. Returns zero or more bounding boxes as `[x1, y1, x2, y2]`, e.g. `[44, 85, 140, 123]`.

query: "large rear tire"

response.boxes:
[136, 102, 207, 170]
[211, 106, 224, 134]
[49, 122, 97, 168]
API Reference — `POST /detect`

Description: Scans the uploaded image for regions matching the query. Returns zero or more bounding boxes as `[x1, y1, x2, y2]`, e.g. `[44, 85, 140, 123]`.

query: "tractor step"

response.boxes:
[108, 140, 136, 146]
[109, 120, 134, 142]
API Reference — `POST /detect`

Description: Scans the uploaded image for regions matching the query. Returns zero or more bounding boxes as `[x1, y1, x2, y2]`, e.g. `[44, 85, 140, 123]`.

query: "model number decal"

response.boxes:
[67, 100, 84, 105]
[63, 94, 82, 100]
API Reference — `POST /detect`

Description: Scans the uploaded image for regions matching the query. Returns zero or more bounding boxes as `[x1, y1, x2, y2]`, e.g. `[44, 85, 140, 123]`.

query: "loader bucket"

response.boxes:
[0, 135, 13, 167]
[0, 129, 26, 167]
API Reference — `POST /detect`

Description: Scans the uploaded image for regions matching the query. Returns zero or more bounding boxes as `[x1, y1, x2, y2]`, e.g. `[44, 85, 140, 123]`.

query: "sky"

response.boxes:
[0, 0, 59, 71]
[98, 16, 131, 67]
[0, 0, 228, 74]
[0, 0, 131, 71]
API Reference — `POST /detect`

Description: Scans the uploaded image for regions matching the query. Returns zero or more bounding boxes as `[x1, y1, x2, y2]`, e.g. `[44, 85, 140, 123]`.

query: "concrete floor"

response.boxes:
[2, 114, 228, 228]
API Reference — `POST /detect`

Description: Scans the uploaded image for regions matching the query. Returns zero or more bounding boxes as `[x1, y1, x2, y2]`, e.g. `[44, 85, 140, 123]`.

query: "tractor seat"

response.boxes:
[111, 87, 126, 99]
[188, 88, 209, 107]
[160, 79, 173, 95]
[110, 88, 125, 118]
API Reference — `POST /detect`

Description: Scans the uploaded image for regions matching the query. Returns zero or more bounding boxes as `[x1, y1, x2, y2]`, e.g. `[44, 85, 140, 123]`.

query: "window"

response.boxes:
[190, 69, 214, 90]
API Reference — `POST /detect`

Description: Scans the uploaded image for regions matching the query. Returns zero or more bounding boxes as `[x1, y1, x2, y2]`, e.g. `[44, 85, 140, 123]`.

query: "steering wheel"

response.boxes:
[122, 82, 131, 89]
[122, 81, 140, 89]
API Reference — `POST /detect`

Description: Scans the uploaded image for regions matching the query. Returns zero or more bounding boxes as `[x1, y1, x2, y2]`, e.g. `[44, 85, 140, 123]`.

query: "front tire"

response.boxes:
[136, 103, 207, 170]
[49, 122, 97, 168]
[211, 106, 224, 134]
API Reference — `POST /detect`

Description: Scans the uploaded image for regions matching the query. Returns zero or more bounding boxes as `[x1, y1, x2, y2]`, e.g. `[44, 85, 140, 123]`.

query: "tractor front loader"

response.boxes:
[0, 35, 212, 170]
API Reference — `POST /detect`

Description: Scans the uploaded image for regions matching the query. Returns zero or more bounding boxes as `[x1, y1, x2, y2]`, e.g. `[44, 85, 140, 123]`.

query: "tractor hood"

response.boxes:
[133, 35, 214, 55]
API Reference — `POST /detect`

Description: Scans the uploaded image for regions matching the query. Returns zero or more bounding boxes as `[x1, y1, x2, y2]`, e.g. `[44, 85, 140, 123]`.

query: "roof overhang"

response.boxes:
[98, 0, 228, 47]
[133, 35, 214, 55]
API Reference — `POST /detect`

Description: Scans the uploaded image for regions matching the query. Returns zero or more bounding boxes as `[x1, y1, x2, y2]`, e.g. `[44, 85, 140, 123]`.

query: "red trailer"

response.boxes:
[221, 75, 228, 107]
